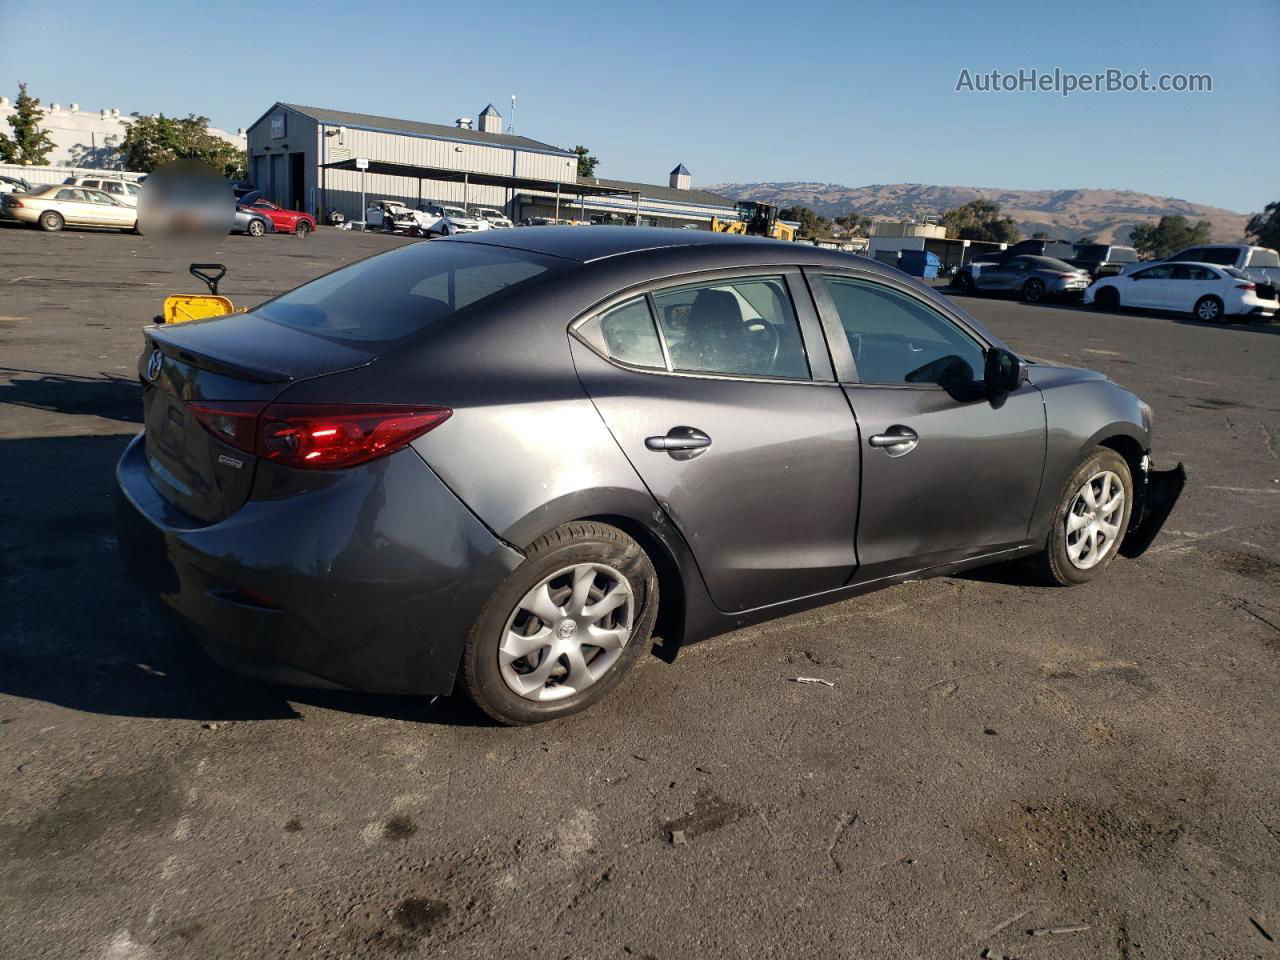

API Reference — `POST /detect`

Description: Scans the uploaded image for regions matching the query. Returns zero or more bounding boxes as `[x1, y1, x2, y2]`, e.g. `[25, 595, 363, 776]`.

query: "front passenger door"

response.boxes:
[811, 271, 1047, 580]
[1126, 264, 1173, 308]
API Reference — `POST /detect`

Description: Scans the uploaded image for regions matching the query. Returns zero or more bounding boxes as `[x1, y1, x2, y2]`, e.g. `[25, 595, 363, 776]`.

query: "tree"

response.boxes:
[0, 83, 56, 166]
[1128, 215, 1212, 258]
[1031, 231, 1050, 240]
[118, 113, 246, 179]
[835, 212, 872, 237]
[1246, 202, 1280, 250]
[573, 145, 598, 178]
[941, 200, 1018, 244]
[780, 205, 833, 239]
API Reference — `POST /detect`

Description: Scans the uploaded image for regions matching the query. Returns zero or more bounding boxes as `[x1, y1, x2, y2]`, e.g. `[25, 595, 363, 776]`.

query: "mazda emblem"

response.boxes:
[145, 349, 163, 382]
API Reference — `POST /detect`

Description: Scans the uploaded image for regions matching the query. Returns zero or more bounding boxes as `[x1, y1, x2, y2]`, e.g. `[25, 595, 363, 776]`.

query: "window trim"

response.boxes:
[568, 266, 834, 385]
[806, 266, 996, 388]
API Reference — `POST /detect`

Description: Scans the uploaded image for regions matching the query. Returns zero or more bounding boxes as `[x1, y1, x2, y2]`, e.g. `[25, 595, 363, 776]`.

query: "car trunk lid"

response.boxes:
[140, 314, 376, 523]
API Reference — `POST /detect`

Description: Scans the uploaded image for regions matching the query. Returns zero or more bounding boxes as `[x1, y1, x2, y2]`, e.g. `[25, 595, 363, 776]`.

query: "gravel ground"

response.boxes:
[0, 225, 1277, 960]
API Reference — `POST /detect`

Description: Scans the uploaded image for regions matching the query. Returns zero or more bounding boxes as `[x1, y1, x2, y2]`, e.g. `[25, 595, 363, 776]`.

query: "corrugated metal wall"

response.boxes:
[247, 105, 580, 222]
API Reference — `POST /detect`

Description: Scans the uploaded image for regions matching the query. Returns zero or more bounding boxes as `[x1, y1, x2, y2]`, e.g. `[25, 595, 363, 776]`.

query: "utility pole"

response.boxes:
[509, 94, 516, 135]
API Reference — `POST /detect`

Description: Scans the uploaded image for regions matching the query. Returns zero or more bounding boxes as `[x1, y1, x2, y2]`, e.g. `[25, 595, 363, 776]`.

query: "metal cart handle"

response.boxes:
[189, 263, 227, 296]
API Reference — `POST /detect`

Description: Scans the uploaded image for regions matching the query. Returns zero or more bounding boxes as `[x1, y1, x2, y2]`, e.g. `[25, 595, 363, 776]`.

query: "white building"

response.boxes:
[245, 102, 737, 227]
[0, 96, 245, 169]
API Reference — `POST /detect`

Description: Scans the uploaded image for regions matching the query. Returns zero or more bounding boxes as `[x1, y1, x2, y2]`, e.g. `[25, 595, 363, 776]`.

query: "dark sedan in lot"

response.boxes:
[972, 255, 1093, 302]
[117, 229, 1183, 724]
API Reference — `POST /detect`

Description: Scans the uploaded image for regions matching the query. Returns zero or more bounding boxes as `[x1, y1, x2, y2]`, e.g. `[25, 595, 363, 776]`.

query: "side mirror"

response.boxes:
[985, 347, 1028, 395]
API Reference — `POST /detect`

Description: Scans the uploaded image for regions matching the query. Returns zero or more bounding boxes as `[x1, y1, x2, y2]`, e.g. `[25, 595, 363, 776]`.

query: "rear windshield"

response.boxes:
[252, 241, 562, 343]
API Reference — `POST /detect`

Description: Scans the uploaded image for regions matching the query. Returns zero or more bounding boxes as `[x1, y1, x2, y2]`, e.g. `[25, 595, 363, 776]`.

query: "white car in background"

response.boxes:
[435, 204, 489, 233]
[65, 176, 142, 207]
[1085, 261, 1278, 323]
[469, 206, 513, 228]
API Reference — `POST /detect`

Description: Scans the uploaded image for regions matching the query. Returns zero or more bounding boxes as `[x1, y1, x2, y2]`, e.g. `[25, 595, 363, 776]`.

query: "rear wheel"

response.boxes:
[954, 272, 974, 294]
[38, 210, 64, 232]
[1022, 277, 1045, 303]
[1094, 286, 1120, 311]
[461, 521, 658, 725]
[1030, 447, 1133, 586]
[1194, 295, 1224, 323]
[247, 218, 265, 237]
[294, 219, 311, 237]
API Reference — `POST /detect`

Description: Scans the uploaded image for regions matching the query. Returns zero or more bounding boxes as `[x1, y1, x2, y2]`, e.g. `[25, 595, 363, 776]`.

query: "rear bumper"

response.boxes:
[116, 432, 524, 695]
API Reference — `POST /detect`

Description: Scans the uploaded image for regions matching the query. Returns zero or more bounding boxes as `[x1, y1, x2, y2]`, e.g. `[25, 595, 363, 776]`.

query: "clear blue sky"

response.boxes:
[6, 0, 1278, 213]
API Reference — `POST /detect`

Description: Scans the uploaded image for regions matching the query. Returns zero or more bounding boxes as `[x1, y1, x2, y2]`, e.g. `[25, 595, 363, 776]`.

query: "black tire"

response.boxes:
[1022, 277, 1045, 303]
[1193, 295, 1224, 323]
[1094, 286, 1120, 311]
[1029, 447, 1133, 587]
[954, 272, 974, 294]
[461, 521, 659, 725]
[247, 218, 265, 237]
[294, 219, 311, 237]
[38, 210, 64, 232]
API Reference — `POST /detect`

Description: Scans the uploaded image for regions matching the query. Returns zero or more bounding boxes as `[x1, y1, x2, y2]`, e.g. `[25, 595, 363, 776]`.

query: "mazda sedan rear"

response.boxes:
[118, 229, 1183, 724]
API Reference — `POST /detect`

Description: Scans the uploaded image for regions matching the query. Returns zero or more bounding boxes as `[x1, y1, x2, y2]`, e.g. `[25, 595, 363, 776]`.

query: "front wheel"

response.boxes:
[294, 219, 311, 237]
[39, 210, 64, 232]
[954, 272, 974, 294]
[1094, 286, 1120, 311]
[1030, 447, 1133, 586]
[1022, 277, 1045, 303]
[461, 521, 659, 725]
[1194, 295, 1224, 323]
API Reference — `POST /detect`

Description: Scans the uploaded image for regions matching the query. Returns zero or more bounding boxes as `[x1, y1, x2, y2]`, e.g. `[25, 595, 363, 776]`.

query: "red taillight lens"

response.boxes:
[189, 402, 451, 469]
[1236, 283, 1257, 291]
[258, 404, 452, 468]
[189, 401, 265, 454]
[8, 199, 23, 208]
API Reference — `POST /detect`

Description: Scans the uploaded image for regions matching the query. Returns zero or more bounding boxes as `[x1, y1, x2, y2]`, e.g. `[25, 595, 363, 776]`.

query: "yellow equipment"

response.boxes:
[710, 202, 796, 242]
[160, 264, 236, 324]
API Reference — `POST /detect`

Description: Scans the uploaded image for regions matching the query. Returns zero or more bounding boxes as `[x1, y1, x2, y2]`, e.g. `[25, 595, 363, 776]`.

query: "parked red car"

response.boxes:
[238, 191, 316, 235]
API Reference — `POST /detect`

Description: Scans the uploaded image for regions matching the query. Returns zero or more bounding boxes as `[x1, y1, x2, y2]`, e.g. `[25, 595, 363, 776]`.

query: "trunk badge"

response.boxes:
[145, 349, 163, 382]
[217, 454, 244, 470]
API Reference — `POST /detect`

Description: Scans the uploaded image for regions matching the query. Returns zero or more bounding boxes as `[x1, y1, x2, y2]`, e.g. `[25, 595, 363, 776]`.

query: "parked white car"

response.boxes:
[65, 176, 142, 207]
[365, 199, 427, 233]
[1121, 243, 1280, 286]
[469, 206, 513, 228]
[436, 204, 489, 233]
[1085, 261, 1278, 322]
[1, 183, 139, 232]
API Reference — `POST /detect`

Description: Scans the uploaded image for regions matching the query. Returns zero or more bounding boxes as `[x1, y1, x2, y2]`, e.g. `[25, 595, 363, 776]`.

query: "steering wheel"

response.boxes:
[740, 317, 781, 371]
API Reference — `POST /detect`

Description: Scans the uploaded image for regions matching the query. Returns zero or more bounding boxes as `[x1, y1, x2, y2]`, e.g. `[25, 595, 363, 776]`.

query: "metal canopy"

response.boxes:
[320, 157, 640, 200]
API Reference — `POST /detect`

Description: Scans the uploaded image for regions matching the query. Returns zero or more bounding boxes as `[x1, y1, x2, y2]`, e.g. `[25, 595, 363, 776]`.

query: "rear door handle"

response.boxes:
[868, 427, 919, 457]
[646, 426, 712, 460]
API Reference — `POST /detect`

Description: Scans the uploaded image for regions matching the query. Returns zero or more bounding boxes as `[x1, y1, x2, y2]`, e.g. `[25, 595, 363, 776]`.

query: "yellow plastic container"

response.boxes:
[162, 294, 235, 325]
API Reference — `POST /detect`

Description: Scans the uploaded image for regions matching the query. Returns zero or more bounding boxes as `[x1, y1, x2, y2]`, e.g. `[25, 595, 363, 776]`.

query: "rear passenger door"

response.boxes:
[810, 270, 1047, 580]
[570, 270, 861, 612]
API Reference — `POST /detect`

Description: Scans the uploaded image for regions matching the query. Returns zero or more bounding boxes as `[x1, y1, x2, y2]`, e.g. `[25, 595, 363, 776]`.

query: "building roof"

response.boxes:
[670, 163, 690, 175]
[272, 102, 571, 155]
[583, 176, 732, 208]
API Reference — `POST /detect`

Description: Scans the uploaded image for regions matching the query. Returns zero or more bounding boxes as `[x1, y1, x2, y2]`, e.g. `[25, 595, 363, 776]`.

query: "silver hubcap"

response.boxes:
[1198, 300, 1218, 320]
[1065, 470, 1125, 570]
[499, 563, 634, 702]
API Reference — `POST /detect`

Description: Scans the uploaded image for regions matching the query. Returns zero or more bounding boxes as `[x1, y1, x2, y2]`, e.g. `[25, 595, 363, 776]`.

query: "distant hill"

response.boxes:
[702, 181, 1252, 244]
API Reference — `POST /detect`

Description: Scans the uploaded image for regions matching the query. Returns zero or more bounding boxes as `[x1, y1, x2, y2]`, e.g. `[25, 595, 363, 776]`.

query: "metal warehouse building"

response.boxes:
[245, 101, 736, 228]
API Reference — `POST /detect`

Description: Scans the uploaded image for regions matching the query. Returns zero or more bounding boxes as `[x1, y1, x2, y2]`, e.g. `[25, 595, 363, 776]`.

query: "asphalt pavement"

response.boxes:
[0, 225, 1277, 959]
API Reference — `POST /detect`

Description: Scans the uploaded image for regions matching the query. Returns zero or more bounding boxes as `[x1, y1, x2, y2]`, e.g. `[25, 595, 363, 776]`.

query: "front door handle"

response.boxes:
[868, 427, 919, 457]
[646, 426, 712, 460]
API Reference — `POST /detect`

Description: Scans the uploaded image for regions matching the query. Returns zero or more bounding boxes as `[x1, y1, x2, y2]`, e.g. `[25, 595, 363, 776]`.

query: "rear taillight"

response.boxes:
[7, 198, 23, 208]
[190, 401, 264, 454]
[1236, 283, 1257, 291]
[189, 401, 451, 469]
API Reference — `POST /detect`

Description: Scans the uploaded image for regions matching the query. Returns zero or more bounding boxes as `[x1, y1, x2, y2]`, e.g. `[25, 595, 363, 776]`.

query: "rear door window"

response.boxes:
[575, 297, 666, 369]
[650, 276, 810, 380]
[253, 242, 563, 343]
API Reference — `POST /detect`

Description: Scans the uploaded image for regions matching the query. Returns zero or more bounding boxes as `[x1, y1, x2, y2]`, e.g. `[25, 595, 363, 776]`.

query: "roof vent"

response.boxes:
[455, 117, 473, 130]
[478, 104, 502, 134]
[69, 102, 79, 112]
[669, 163, 691, 190]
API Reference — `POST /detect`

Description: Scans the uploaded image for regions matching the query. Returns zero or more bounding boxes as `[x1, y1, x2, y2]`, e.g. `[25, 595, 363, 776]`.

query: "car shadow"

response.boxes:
[951, 558, 1045, 588]
[0, 368, 144, 422]
[0, 433, 498, 727]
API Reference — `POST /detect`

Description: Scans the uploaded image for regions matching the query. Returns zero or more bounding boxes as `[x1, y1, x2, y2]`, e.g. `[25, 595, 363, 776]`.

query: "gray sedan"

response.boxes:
[974, 254, 1092, 302]
[116, 229, 1183, 724]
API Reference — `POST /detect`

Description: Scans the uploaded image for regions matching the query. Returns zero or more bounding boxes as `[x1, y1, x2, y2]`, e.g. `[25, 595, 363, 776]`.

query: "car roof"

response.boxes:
[1136, 260, 1224, 271]
[449, 225, 804, 264]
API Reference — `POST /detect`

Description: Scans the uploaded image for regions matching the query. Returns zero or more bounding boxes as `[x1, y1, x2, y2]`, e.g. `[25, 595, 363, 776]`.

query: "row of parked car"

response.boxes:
[950, 239, 1279, 323]
[362, 198, 513, 236]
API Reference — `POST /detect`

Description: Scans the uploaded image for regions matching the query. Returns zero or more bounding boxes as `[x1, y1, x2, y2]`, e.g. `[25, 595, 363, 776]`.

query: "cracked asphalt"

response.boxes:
[0, 225, 1277, 959]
